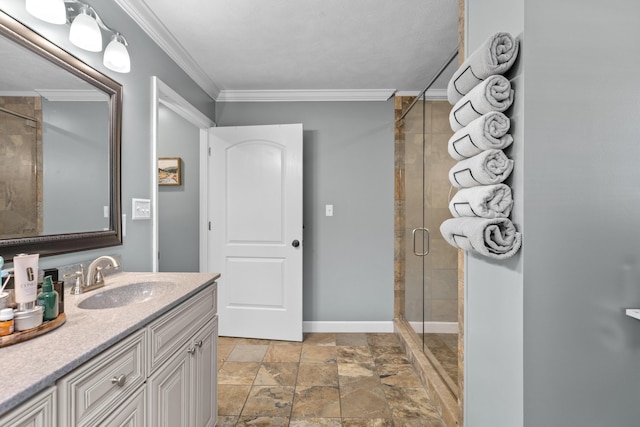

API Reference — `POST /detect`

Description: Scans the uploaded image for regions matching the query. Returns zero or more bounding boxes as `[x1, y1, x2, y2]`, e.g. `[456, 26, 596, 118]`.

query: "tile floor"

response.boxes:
[216, 332, 445, 426]
[424, 333, 458, 385]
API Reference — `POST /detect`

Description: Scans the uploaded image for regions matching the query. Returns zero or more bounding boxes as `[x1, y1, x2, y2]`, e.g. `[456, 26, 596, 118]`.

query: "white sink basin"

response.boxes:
[77, 281, 175, 310]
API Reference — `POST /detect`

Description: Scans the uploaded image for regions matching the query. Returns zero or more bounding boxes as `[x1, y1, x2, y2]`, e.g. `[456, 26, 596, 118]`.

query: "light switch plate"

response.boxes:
[132, 198, 151, 220]
[326, 204, 333, 217]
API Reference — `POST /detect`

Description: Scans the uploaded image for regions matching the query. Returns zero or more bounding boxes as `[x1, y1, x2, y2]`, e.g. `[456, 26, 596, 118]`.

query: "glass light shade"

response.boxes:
[103, 36, 131, 73]
[26, 0, 67, 24]
[69, 11, 102, 52]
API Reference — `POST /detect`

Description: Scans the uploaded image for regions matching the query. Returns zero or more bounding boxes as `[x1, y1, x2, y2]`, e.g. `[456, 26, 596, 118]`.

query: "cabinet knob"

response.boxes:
[195, 340, 203, 348]
[111, 374, 127, 387]
[187, 347, 196, 354]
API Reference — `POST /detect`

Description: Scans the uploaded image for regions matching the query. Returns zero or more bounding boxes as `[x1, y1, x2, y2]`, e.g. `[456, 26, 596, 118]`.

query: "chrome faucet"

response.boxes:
[84, 256, 120, 292]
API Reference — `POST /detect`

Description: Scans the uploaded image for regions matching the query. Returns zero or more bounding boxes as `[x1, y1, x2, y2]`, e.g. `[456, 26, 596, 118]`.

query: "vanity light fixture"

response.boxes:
[68, 5, 102, 52]
[25, 0, 66, 24]
[25, 0, 132, 73]
[103, 33, 130, 74]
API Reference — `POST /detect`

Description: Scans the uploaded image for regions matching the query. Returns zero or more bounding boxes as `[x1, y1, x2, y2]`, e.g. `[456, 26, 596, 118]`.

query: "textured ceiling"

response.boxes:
[117, 0, 459, 100]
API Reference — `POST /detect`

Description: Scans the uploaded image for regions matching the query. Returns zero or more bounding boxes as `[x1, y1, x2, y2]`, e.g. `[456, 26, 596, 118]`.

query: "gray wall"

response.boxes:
[216, 101, 395, 322]
[157, 104, 200, 272]
[465, 0, 524, 425]
[466, 0, 640, 426]
[42, 100, 109, 234]
[1, 0, 215, 271]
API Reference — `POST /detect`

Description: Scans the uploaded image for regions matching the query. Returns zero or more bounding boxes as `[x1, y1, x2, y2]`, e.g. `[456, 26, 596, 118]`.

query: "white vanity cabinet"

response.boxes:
[0, 386, 56, 427]
[57, 330, 146, 427]
[147, 286, 218, 427]
[53, 282, 217, 427]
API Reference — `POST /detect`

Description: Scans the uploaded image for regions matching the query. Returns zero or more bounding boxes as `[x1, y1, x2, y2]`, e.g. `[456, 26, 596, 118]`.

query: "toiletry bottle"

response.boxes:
[0, 308, 13, 336]
[13, 253, 39, 311]
[37, 276, 59, 321]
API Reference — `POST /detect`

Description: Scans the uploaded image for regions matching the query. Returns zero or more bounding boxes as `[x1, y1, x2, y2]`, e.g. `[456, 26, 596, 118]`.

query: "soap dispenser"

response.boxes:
[37, 276, 59, 321]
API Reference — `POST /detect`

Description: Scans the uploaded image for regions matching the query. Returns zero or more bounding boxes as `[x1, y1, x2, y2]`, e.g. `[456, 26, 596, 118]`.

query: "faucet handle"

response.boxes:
[94, 266, 105, 286]
[64, 270, 85, 295]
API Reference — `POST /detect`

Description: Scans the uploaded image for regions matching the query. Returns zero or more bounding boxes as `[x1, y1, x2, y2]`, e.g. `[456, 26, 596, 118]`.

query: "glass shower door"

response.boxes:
[402, 95, 459, 395]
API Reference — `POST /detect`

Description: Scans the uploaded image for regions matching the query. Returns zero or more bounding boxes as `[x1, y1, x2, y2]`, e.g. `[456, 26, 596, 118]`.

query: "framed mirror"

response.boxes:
[0, 10, 122, 261]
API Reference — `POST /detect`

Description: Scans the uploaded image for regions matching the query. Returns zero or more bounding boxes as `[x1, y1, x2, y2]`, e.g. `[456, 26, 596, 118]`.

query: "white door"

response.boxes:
[209, 124, 303, 341]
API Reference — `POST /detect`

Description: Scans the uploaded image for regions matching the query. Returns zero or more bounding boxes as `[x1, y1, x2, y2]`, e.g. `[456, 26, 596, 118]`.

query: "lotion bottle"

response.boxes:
[37, 276, 59, 321]
[13, 253, 39, 311]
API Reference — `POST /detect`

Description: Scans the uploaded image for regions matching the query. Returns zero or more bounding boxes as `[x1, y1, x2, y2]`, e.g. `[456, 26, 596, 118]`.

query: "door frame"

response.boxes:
[150, 77, 215, 272]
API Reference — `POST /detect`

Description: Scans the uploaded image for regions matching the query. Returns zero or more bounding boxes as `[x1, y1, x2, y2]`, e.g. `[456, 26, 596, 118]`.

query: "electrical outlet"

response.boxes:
[326, 204, 333, 217]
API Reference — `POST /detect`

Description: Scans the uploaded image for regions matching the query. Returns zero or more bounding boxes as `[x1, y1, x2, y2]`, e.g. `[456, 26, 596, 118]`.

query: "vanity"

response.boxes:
[0, 271, 219, 427]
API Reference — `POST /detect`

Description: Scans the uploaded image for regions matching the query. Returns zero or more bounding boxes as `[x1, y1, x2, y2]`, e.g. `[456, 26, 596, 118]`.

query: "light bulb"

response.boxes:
[69, 7, 102, 52]
[103, 34, 131, 73]
[25, 0, 67, 24]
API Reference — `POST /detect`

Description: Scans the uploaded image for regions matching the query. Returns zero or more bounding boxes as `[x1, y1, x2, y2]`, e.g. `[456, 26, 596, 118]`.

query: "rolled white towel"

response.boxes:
[449, 149, 513, 188]
[448, 112, 513, 160]
[440, 217, 522, 260]
[449, 75, 514, 132]
[449, 184, 513, 218]
[447, 32, 519, 104]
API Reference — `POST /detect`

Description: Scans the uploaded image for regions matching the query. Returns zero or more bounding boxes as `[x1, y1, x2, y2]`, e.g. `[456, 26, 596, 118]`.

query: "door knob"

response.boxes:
[292, 240, 300, 248]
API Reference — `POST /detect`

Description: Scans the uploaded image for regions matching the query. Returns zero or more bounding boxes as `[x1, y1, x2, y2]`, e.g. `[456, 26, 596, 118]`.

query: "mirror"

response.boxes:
[0, 10, 122, 261]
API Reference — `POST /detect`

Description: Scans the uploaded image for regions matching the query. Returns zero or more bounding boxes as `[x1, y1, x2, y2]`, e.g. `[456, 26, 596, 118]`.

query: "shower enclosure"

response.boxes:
[398, 94, 459, 392]
[393, 47, 463, 418]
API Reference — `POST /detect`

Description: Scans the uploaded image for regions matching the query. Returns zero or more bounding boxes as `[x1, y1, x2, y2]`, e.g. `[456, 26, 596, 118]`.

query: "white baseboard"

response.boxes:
[303, 321, 394, 333]
[409, 321, 459, 334]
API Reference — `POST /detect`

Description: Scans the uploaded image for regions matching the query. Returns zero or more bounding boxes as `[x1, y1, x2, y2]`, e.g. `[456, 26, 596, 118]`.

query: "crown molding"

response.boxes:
[36, 89, 107, 101]
[114, 0, 221, 100]
[394, 88, 448, 100]
[0, 91, 39, 97]
[217, 89, 396, 103]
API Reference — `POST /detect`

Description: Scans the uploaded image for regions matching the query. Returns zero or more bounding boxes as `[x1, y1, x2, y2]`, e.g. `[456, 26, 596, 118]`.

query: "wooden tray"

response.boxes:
[0, 313, 66, 348]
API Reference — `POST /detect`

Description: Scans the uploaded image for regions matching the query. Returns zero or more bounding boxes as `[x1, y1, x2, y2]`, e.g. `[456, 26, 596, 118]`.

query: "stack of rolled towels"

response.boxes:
[440, 32, 522, 260]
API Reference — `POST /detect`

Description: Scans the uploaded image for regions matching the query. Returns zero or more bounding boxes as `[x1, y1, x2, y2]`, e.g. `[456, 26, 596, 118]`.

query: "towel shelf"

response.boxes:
[626, 309, 640, 320]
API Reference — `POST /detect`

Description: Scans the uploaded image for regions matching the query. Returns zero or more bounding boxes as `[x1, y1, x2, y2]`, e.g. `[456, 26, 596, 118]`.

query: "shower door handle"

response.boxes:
[412, 228, 430, 256]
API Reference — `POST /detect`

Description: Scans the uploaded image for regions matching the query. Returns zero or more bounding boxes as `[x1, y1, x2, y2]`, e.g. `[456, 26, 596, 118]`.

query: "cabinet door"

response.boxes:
[193, 317, 218, 427]
[148, 345, 192, 427]
[98, 386, 146, 427]
[0, 386, 56, 427]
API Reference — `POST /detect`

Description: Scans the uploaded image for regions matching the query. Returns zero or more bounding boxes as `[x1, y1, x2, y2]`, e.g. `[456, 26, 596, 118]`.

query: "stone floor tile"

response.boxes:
[254, 362, 299, 386]
[301, 345, 338, 364]
[366, 333, 400, 347]
[217, 384, 251, 415]
[290, 418, 342, 426]
[297, 363, 339, 386]
[342, 418, 394, 426]
[376, 364, 422, 387]
[383, 386, 441, 420]
[263, 343, 302, 363]
[227, 344, 269, 362]
[215, 415, 238, 426]
[240, 386, 295, 417]
[370, 346, 410, 365]
[292, 386, 341, 418]
[340, 376, 391, 419]
[337, 363, 377, 386]
[218, 361, 261, 385]
[335, 333, 369, 347]
[235, 416, 290, 426]
[303, 332, 336, 346]
[337, 346, 375, 365]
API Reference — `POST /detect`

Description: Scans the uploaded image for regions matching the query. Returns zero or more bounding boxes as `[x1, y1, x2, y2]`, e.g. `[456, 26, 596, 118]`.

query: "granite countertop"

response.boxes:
[0, 271, 220, 416]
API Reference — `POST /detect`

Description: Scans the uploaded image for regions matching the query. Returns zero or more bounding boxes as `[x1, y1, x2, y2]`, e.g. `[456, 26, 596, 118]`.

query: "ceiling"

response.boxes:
[116, 0, 460, 102]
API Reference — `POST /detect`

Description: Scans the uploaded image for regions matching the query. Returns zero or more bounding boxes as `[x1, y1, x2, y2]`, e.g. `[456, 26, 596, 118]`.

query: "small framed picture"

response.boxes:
[158, 157, 182, 186]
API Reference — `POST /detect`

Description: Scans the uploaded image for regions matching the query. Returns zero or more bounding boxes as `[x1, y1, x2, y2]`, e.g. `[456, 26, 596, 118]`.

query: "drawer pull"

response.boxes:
[195, 340, 203, 348]
[187, 347, 196, 354]
[111, 374, 127, 387]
